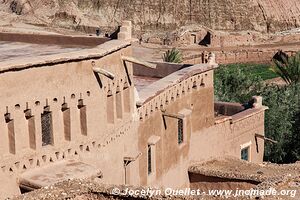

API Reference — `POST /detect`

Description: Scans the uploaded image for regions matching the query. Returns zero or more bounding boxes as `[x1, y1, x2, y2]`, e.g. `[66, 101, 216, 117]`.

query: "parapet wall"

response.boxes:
[137, 63, 216, 110]
[190, 105, 266, 164]
[214, 102, 245, 116]
[184, 50, 298, 65]
[133, 62, 192, 78]
[0, 32, 109, 46]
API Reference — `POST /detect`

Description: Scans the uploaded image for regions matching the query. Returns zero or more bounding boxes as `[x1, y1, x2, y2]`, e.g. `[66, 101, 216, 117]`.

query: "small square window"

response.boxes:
[178, 119, 184, 144]
[241, 147, 249, 161]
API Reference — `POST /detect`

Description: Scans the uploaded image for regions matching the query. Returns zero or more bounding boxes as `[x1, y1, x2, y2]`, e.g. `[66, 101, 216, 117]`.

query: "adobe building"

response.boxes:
[0, 21, 267, 199]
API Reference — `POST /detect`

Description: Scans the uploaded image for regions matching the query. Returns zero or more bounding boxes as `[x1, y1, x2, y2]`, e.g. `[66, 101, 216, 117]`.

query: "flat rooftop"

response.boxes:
[189, 157, 300, 184]
[0, 31, 110, 63]
[0, 34, 131, 73]
[0, 41, 88, 62]
[133, 75, 160, 92]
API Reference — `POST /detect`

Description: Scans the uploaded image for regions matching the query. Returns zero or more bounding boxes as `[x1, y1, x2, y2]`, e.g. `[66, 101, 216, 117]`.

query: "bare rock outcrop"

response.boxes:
[0, 0, 299, 34]
[9, 0, 32, 15]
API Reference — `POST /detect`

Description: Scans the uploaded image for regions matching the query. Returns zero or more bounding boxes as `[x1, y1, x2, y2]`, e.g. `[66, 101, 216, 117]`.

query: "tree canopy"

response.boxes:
[214, 63, 300, 163]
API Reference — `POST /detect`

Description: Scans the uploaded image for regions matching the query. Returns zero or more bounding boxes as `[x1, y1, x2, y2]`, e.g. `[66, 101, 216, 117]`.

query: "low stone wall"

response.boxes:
[133, 62, 192, 78]
[214, 102, 245, 116]
[184, 50, 298, 65]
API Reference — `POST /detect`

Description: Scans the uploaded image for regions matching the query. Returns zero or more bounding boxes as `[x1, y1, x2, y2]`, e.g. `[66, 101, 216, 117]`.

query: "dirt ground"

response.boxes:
[13, 158, 300, 200]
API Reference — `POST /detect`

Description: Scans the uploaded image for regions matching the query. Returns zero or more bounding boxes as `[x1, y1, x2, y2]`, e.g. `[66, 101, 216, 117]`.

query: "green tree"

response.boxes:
[214, 64, 300, 163]
[162, 48, 182, 63]
[271, 52, 300, 85]
[261, 84, 300, 163]
[214, 64, 263, 103]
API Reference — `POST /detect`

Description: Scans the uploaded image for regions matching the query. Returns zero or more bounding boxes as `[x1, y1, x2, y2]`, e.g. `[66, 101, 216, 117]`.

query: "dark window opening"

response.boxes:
[19, 186, 34, 194]
[191, 34, 197, 44]
[199, 32, 211, 46]
[41, 108, 53, 146]
[178, 119, 184, 144]
[241, 147, 249, 161]
[148, 145, 152, 175]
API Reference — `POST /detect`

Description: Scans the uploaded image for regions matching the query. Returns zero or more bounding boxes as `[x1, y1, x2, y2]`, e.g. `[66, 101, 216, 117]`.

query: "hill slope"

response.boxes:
[0, 0, 299, 34]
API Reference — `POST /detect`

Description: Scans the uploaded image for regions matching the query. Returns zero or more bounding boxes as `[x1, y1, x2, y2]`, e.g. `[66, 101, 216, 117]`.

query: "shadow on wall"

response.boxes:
[199, 32, 211, 46]
[133, 62, 192, 78]
[109, 26, 121, 40]
[214, 102, 246, 117]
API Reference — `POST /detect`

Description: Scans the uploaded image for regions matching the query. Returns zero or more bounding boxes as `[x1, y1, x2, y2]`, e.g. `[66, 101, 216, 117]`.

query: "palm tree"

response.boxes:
[271, 52, 300, 85]
[162, 48, 182, 63]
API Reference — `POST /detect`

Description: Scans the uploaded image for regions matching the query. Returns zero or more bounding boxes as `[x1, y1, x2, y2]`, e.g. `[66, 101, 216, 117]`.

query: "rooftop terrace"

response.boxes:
[0, 41, 88, 62]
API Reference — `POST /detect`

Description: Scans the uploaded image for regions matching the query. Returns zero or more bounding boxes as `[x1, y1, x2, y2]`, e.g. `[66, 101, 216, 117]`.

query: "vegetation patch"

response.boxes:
[162, 48, 182, 63]
[215, 54, 300, 164]
[219, 63, 278, 81]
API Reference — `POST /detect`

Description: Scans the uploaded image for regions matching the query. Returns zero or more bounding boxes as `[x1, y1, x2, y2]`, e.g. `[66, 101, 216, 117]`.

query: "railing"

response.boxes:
[137, 64, 216, 121]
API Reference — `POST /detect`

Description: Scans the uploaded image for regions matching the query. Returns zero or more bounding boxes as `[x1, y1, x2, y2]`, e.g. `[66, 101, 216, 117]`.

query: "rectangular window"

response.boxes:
[178, 119, 184, 144]
[241, 147, 249, 161]
[41, 110, 53, 146]
[148, 145, 152, 175]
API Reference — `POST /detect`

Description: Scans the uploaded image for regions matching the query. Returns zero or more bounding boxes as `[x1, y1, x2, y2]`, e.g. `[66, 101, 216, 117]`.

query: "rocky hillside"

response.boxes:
[0, 0, 299, 34]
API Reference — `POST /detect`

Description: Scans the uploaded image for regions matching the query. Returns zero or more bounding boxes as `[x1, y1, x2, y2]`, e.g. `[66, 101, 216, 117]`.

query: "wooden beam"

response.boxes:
[93, 67, 115, 80]
[162, 112, 185, 120]
[124, 152, 142, 162]
[121, 56, 157, 69]
[255, 134, 278, 144]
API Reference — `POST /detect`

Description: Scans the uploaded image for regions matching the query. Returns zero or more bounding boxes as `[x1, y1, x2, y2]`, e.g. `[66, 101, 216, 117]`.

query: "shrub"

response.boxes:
[162, 48, 182, 63]
[261, 84, 300, 163]
[214, 64, 264, 103]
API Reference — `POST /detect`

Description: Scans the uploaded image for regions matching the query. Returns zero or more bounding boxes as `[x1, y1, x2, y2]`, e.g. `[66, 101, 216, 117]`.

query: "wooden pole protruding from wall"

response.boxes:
[255, 134, 278, 144]
[162, 110, 185, 120]
[93, 67, 115, 80]
[121, 56, 157, 69]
